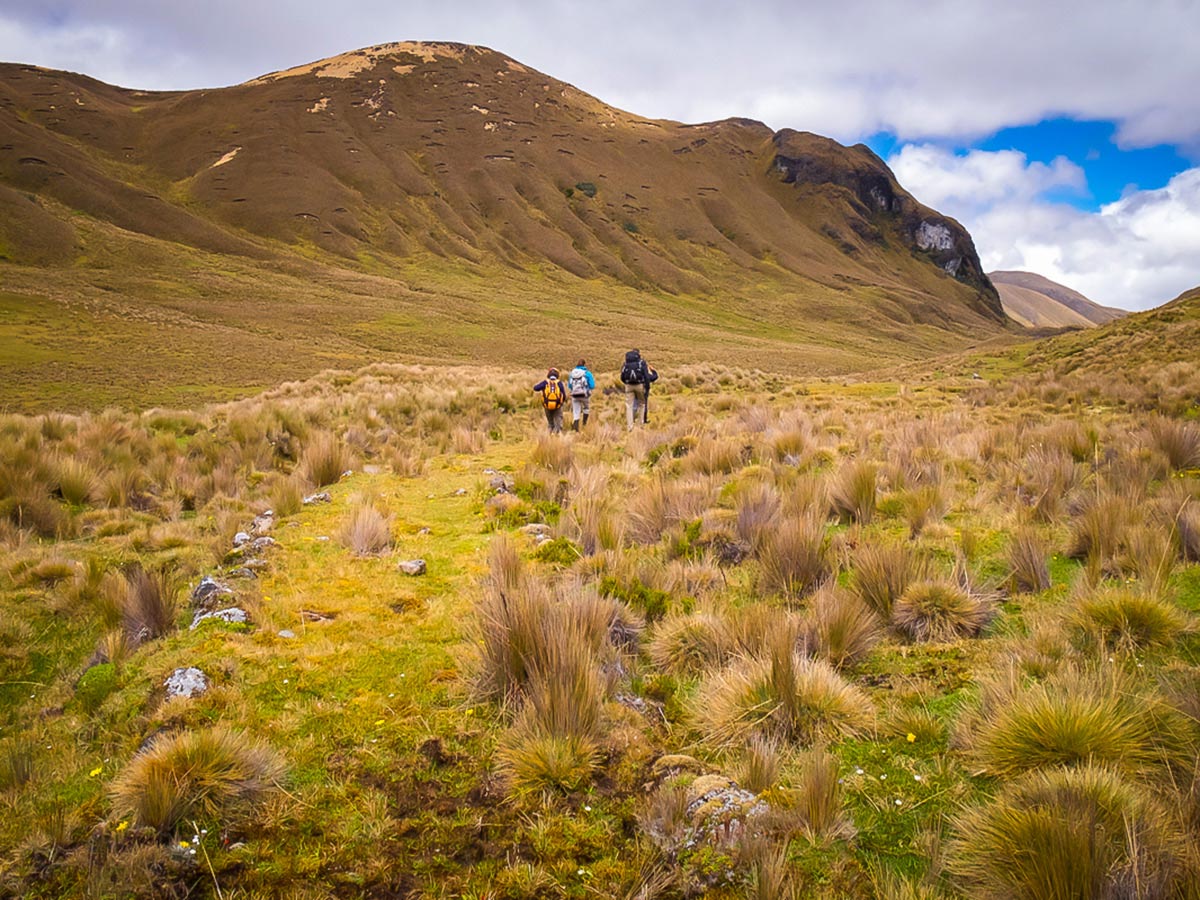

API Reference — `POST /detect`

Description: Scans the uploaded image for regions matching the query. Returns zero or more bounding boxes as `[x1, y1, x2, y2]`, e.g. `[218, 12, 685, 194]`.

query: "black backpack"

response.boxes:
[620, 351, 643, 385]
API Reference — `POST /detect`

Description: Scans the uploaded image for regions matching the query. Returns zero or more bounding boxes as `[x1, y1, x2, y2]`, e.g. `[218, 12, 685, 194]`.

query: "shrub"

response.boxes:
[694, 642, 873, 748]
[829, 460, 877, 525]
[109, 726, 285, 835]
[76, 662, 118, 713]
[301, 431, 348, 488]
[798, 587, 882, 670]
[1007, 528, 1051, 594]
[949, 765, 1188, 900]
[1065, 587, 1189, 653]
[340, 501, 392, 556]
[852, 541, 925, 619]
[757, 515, 831, 601]
[892, 580, 992, 642]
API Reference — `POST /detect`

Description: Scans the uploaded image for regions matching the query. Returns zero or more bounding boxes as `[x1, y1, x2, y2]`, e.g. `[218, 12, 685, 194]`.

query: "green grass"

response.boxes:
[3, 352, 1200, 897]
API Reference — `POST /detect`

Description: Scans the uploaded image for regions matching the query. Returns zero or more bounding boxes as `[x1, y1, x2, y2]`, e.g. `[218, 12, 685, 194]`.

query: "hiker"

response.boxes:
[532, 368, 567, 433]
[567, 359, 595, 431]
[619, 349, 658, 430]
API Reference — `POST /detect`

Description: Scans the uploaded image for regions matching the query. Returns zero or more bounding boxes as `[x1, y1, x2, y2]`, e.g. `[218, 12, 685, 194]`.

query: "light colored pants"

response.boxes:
[624, 383, 646, 430]
[571, 394, 591, 421]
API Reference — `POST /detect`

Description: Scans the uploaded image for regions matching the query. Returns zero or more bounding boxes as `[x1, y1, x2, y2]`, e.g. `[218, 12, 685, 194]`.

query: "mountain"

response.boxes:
[989, 270, 1123, 329]
[0, 43, 1009, 410]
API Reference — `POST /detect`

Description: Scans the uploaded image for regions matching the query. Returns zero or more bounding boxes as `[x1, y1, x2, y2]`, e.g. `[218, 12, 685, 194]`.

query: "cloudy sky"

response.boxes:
[3, 0, 1198, 310]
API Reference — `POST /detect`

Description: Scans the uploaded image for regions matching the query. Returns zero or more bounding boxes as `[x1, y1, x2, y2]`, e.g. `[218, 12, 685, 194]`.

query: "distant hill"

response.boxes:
[0, 43, 1009, 410]
[989, 270, 1123, 329]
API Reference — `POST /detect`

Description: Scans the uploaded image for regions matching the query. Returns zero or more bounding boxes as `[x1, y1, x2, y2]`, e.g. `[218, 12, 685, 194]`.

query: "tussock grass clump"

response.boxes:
[627, 475, 715, 545]
[1067, 493, 1137, 570]
[892, 580, 992, 642]
[649, 610, 732, 676]
[757, 515, 831, 601]
[119, 566, 180, 646]
[300, 431, 348, 488]
[0, 740, 35, 791]
[1065, 586, 1190, 653]
[1007, 527, 1051, 594]
[851, 541, 925, 619]
[769, 745, 854, 844]
[268, 476, 304, 518]
[1147, 416, 1200, 471]
[740, 735, 784, 794]
[110, 726, 285, 835]
[339, 500, 392, 556]
[798, 587, 882, 670]
[829, 459, 877, 525]
[734, 481, 782, 552]
[901, 484, 946, 538]
[473, 581, 556, 702]
[496, 610, 606, 798]
[528, 434, 573, 474]
[970, 671, 1191, 778]
[949, 765, 1189, 900]
[694, 640, 873, 748]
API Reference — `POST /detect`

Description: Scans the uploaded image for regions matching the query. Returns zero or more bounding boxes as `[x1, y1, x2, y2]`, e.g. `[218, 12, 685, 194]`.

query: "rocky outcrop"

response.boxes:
[770, 130, 1002, 319]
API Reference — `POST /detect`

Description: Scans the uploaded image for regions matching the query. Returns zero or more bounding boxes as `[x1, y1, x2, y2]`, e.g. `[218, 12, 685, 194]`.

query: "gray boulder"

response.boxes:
[164, 667, 208, 699]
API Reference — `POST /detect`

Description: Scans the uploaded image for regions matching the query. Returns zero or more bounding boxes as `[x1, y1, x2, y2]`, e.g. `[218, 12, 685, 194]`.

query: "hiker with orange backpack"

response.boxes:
[532, 368, 567, 433]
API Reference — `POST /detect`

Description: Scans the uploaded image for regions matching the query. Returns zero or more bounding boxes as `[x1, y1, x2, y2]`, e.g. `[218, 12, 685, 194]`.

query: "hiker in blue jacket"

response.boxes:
[566, 359, 596, 431]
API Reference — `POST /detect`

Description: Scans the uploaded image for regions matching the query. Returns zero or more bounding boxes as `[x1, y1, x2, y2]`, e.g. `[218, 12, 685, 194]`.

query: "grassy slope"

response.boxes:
[2, 349, 1198, 898]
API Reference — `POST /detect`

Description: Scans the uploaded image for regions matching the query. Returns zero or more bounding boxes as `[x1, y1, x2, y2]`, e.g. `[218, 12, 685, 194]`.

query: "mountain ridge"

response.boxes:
[989, 270, 1123, 329]
[0, 42, 1011, 410]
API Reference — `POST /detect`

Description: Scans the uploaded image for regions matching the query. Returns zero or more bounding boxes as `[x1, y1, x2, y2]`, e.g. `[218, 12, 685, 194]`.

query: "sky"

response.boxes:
[2, 0, 1199, 310]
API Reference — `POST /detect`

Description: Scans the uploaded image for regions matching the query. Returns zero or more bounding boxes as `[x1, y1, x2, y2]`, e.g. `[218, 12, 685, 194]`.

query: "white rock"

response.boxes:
[398, 559, 427, 576]
[164, 667, 208, 699]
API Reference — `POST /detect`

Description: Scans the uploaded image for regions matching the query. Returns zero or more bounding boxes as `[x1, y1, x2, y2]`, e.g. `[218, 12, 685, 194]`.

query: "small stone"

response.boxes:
[417, 527, 431, 535]
[190, 575, 233, 608]
[277, 629, 296, 639]
[303, 492, 332, 505]
[227, 567, 258, 579]
[164, 667, 208, 699]
[190, 607, 249, 630]
[232, 531, 251, 548]
[398, 559, 427, 576]
[251, 510, 275, 535]
[519, 524, 548, 536]
[454, 488, 468, 496]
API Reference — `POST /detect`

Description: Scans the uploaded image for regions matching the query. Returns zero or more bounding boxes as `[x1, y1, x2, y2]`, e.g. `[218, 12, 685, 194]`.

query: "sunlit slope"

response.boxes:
[990, 270, 1123, 329]
[0, 43, 1009, 411]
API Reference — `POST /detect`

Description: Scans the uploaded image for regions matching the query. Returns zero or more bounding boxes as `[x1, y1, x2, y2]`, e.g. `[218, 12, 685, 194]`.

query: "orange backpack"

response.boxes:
[541, 378, 564, 410]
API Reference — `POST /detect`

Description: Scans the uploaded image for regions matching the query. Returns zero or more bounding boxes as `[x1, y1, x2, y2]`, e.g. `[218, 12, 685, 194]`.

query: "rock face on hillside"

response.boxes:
[0, 42, 1004, 333]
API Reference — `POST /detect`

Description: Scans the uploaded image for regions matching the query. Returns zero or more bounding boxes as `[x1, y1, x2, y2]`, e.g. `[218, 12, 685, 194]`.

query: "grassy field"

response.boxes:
[1, 346, 1198, 898]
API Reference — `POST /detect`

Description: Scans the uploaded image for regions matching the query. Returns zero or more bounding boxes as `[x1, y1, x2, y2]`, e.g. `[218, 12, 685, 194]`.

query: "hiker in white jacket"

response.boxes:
[567, 360, 595, 431]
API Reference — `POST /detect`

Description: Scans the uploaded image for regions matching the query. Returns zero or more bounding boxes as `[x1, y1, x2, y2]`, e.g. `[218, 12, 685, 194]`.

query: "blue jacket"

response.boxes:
[568, 366, 595, 395]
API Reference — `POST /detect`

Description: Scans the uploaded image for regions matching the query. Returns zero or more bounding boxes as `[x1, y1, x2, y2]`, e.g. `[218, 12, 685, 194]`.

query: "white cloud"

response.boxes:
[890, 146, 1200, 310]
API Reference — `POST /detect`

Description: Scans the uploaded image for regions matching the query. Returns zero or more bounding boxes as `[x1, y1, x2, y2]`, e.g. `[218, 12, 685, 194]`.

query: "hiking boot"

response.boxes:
[571, 420, 579, 432]
[582, 413, 589, 426]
